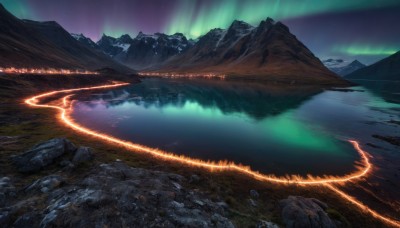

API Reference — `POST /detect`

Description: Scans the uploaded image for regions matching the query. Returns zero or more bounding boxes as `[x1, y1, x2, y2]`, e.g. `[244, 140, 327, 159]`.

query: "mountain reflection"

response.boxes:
[80, 78, 322, 120]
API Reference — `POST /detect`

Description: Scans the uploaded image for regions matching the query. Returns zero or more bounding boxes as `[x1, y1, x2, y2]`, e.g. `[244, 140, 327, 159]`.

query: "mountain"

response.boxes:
[346, 51, 400, 81]
[0, 4, 133, 73]
[152, 18, 347, 86]
[323, 59, 366, 76]
[345, 52, 400, 95]
[97, 34, 133, 57]
[94, 32, 194, 70]
[121, 32, 194, 70]
[322, 59, 348, 68]
[71, 33, 99, 50]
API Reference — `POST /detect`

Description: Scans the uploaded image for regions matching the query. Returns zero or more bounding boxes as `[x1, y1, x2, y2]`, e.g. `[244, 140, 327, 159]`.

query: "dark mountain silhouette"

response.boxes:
[151, 18, 348, 86]
[323, 59, 366, 76]
[95, 32, 194, 70]
[346, 51, 400, 81]
[0, 4, 133, 73]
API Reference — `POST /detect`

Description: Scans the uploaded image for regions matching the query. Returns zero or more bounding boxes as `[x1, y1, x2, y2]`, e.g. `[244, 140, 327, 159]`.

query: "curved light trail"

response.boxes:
[325, 183, 400, 227]
[24, 82, 400, 227]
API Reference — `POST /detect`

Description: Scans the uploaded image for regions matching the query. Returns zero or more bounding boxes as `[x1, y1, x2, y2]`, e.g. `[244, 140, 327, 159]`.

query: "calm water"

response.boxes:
[71, 78, 400, 177]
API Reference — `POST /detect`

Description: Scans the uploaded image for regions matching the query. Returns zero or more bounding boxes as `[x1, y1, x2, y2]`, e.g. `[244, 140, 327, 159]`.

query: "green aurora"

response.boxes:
[1, 0, 399, 63]
[333, 44, 399, 56]
[165, 0, 399, 38]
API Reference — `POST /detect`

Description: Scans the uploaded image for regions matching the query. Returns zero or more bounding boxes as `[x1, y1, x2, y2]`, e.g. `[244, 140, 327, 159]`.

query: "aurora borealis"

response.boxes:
[1, 0, 399, 64]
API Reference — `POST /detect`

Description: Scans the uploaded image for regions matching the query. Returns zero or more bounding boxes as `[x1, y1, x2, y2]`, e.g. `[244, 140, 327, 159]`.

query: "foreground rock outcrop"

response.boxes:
[12, 138, 77, 173]
[11, 138, 96, 173]
[3, 139, 235, 227]
[280, 196, 336, 228]
[1, 162, 234, 227]
[3, 138, 345, 227]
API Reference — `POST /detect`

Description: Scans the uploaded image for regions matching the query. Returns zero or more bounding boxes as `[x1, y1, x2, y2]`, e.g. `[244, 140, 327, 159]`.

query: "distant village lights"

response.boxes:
[0, 67, 99, 75]
[139, 72, 226, 80]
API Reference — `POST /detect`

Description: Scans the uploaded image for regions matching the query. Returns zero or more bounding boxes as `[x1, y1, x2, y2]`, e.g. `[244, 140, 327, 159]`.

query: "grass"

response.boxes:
[327, 208, 351, 227]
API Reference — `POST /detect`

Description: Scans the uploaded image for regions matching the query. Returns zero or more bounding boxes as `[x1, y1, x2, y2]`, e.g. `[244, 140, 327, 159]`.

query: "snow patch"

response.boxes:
[113, 43, 131, 52]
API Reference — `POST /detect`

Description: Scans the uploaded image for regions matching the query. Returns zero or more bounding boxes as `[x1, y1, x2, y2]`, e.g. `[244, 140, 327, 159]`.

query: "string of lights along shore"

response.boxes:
[0, 68, 99, 75]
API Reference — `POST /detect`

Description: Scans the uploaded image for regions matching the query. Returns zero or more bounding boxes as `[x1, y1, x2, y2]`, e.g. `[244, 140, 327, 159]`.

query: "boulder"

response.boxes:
[0, 177, 16, 207]
[72, 146, 93, 164]
[12, 138, 77, 173]
[256, 220, 280, 228]
[189, 174, 201, 184]
[248, 198, 257, 207]
[280, 196, 336, 228]
[25, 175, 64, 193]
[13, 212, 41, 228]
[0, 210, 10, 227]
[250, 189, 259, 198]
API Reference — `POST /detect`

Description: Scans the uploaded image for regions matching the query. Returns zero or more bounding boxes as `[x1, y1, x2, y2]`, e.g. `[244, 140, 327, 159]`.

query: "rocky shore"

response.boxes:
[0, 138, 343, 227]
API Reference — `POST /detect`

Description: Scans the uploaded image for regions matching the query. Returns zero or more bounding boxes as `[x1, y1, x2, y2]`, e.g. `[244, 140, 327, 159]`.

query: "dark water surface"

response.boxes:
[71, 78, 400, 177]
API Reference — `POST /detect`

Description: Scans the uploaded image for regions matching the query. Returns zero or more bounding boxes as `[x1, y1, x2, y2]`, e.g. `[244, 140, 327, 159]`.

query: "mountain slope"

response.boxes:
[94, 32, 194, 70]
[345, 51, 400, 81]
[97, 34, 133, 57]
[153, 18, 347, 86]
[323, 59, 366, 76]
[0, 4, 133, 73]
[71, 33, 99, 50]
[122, 32, 194, 70]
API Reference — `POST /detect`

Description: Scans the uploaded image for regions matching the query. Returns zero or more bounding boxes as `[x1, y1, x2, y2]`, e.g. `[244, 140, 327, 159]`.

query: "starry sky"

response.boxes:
[1, 0, 400, 64]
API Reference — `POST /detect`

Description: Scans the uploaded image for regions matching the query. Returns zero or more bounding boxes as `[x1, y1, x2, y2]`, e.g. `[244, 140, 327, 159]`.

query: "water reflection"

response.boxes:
[72, 78, 366, 176]
[81, 79, 322, 120]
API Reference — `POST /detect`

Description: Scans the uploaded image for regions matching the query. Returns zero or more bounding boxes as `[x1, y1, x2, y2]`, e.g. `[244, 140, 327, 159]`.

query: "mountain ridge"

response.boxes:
[0, 3, 347, 86]
[150, 18, 347, 86]
[346, 51, 400, 81]
[0, 3, 133, 73]
[77, 18, 347, 86]
[323, 59, 366, 76]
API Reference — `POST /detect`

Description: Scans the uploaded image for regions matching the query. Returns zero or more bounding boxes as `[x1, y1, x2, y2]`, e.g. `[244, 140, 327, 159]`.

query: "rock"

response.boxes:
[172, 181, 182, 190]
[373, 135, 400, 146]
[0, 162, 233, 227]
[256, 220, 280, 228]
[72, 146, 93, 164]
[248, 198, 257, 207]
[0, 210, 10, 227]
[25, 175, 64, 193]
[12, 138, 77, 173]
[216, 201, 229, 209]
[250, 189, 259, 198]
[189, 174, 201, 184]
[59, 160, 72, 167]
[13, 212, 41, 228]
[0, 177, 16, 206]
[0, 136, 19, 146]
[280, 196, 336, 228]
[211, 213, 235, 228]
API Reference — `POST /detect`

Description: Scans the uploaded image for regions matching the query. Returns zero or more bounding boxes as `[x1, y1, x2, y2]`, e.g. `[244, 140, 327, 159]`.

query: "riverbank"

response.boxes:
[0, 74, 398, 227]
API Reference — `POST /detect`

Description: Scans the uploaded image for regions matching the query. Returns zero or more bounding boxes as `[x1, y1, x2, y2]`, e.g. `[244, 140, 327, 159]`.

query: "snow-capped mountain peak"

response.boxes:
[70, 33, 98, 49]
[323, 59, 366, 76]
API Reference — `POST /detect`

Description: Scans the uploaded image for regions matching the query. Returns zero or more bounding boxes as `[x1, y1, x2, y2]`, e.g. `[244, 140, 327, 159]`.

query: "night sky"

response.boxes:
[1, 0, 400, 64]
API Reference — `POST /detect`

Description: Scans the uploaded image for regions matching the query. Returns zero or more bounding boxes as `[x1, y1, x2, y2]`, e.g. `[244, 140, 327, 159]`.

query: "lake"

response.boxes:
[71, 78, 400, 177]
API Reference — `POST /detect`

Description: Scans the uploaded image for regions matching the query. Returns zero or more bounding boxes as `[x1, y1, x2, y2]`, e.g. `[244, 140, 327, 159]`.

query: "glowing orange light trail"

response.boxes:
[62, 94, 75, 107]
[27, 87, 371, 185]
[24, 83, 400, 227]
[325, 184, 400, 227]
